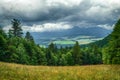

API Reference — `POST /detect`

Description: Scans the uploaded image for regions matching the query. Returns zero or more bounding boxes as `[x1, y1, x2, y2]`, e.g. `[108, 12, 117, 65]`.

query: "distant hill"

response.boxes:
[31, 26, 112, 45]
[86, 35, 111, 47]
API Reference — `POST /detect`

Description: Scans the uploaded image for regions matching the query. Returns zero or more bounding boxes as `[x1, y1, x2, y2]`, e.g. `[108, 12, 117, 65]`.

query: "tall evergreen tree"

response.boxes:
[11, 19, 23, 37]
[0, 28, 7, 61]
[66, 52, 74, 65]
[72, 41, 82, 65]
[0, 27, 7, 38]
[25, 31, 34, 42]
[48, 42, 57, 53]
[8, 29, 13, 38]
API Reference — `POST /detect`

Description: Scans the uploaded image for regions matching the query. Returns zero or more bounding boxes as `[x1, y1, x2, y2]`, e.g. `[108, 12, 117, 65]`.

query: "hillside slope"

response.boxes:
[87, 35, 111, 47]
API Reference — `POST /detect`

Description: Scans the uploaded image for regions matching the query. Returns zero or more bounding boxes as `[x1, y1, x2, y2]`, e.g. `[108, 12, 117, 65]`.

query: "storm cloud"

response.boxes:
[0, 0, 120, 32]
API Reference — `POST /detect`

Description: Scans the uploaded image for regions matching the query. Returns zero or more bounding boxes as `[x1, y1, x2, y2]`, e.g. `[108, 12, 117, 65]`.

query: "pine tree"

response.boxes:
[25, 31, 34, 42]
[72, 41, 82, 65]
[8, 29, 13, 38]
[66, 52, 74, 65]
[0, 27, 7, 38]
[48, 42, 56, 53]
[0, 28, 7, 61]
[10, 19, 23, 37]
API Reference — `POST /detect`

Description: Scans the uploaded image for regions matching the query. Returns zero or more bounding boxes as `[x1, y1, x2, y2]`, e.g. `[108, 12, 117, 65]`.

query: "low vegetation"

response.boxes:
[0, 62, 120, 80]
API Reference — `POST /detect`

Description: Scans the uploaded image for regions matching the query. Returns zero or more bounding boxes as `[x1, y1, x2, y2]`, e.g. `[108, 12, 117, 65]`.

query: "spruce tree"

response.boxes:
[11, 19, 23, 37]
[25, 31, 34, 42]
[72, 41, 82, 65]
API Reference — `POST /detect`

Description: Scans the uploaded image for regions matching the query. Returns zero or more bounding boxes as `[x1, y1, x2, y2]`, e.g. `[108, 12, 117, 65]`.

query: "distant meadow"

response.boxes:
[38, 36, 103, 47]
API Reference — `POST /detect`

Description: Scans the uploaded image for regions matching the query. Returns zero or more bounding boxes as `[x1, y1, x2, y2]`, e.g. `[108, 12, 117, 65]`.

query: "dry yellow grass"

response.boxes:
[0, 62, 120, 80]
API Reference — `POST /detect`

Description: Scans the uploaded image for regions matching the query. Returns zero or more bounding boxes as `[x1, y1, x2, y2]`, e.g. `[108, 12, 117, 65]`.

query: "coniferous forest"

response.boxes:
[0, 19, 120, 66]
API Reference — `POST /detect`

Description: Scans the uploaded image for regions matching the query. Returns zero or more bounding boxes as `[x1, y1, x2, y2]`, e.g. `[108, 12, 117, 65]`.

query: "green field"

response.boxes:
[0, 62, 120, 80]
[52, 37, 103, 45]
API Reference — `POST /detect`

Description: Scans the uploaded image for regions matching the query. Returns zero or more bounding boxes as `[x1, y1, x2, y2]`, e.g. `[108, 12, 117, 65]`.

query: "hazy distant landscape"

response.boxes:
[32, 27, 111, 46]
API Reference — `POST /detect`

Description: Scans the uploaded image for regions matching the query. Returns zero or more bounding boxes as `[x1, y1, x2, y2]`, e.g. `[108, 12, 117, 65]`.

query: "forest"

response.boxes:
[0, 19, 120, 66]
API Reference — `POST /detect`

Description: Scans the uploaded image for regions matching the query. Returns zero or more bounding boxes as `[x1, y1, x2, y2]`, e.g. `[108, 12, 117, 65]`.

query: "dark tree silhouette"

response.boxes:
[25, 31, 34, 42]
[11, 19, 23, 37]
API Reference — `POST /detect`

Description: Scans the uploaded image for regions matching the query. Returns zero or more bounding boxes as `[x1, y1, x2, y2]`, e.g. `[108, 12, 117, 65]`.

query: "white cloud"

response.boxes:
[3, 22, 72, 32]
[46, 0, 82, 7]
[91, 0, 120, 8]
[22, 22, 72, 32]
[0, 0, 47, 19]
[2, 25, 11, 32]
[98, 24, 114, 30]
[86, 0, 120, 21]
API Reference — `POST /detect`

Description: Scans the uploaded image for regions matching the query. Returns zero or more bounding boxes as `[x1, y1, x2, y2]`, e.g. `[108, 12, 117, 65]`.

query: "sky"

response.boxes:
[0, 0, 120, 32]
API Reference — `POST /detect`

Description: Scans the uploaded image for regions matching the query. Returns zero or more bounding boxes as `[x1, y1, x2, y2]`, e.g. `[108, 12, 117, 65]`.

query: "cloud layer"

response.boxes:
[0, 0, 120, 32]
[22, 22, 72, 32]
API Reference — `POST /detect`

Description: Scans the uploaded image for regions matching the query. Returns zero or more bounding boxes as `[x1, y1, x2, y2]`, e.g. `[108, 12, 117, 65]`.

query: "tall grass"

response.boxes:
[0, 62, 120, 80]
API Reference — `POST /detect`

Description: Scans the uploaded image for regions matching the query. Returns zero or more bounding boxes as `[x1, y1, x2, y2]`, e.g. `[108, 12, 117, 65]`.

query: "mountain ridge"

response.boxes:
[31, 26, 112, 45]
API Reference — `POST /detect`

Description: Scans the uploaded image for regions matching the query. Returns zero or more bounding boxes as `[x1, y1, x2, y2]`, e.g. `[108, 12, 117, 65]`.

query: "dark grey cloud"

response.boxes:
[0, 0, 120, 31]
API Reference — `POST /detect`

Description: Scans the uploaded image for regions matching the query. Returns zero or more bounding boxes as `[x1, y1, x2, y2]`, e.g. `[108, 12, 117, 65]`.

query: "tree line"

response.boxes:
[0, 19, 120, 65]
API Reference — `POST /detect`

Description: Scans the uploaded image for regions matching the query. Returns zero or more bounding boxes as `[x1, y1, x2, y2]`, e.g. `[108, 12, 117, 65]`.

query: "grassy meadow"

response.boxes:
[0, 62, 120, 80]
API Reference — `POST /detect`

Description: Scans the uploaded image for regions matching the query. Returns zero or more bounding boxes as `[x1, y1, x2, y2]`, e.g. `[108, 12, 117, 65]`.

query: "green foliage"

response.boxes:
[0, 35, 7, 49]
[51, 54, 58, 66]
[72, 41, 82, 65]
[0, 28, 7, 38]
[102, 19, 120, 64]
[0, 25, 104, 65]
[48, 42, 57, 53]
[35, 47, 47, 65]
[1, 18, 120, 65]
[25, 31, 34, 42]
[8, 29, 13, 38]
[59, 54, 67, 66]
[66, 52, 74, 65]
[16, 43, 29, 64]
[0, 30, 7, 61]
[82, 45, 102, 65]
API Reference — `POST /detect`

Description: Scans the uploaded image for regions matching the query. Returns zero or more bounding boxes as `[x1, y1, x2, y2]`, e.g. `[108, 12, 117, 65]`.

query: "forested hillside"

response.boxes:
[102, 19, 120, 64]
[0, 19, 120, 65]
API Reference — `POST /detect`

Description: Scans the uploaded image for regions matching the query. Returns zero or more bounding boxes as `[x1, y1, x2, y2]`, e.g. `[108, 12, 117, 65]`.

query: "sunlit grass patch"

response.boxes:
[0, 62, 120, 80]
